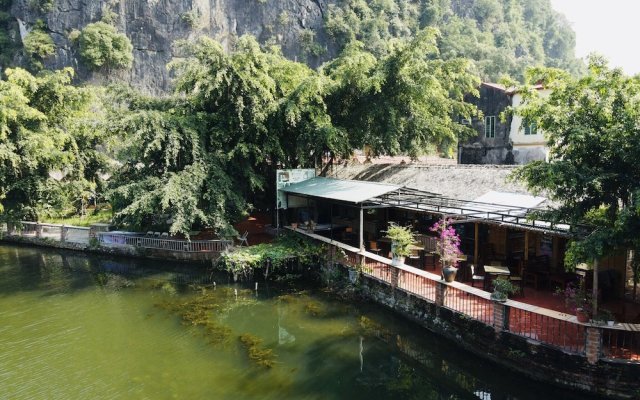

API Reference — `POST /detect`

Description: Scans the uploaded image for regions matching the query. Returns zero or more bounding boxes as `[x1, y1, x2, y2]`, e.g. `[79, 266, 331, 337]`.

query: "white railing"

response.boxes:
[5, 221, 90, 244]
[97, 232, 232, 253]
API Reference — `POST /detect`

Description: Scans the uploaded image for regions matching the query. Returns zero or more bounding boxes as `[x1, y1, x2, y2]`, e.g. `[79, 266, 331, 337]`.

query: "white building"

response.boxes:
[508, 86, 551, 164]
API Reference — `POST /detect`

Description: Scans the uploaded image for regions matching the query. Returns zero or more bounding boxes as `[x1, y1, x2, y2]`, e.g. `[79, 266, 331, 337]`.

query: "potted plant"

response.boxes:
[594, 309, 615, 326]
[556, 281, 593, 323]
[305, 220, 316, 232]
[385, 223, 415, 266]
[491, 277, 519, 302]
[430, 218, 463, 282]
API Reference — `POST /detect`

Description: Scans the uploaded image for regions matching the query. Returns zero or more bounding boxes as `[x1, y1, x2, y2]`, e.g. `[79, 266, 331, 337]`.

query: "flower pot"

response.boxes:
[491, 292, 507, 302]
[442, 265, 458, 282]
[607, 320, 615, 327]
[576, 308, 591, 323]
[348, 268, 358, 284]
[391, 254, 405, 266]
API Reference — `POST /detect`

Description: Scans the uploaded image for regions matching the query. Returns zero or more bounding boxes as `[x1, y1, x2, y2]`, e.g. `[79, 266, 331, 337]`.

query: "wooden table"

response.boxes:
[483, 265, 510, 290]
[484, 265, 510, 275]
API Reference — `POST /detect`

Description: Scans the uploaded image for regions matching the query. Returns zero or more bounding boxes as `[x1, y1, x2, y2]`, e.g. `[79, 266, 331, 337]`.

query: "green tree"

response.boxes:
[78, 21, 133, 71]
[23, 25, 55, 70]
[326, 0, 583, 82]
[511, 56, 640, 309]
[109, 33, 479, 235]
[325, 28, 480, 158]
[0, 67, 108, 221]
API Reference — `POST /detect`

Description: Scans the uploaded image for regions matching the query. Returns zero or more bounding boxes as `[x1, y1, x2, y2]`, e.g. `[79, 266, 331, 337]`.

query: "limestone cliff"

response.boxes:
[10, 0, 334, 92]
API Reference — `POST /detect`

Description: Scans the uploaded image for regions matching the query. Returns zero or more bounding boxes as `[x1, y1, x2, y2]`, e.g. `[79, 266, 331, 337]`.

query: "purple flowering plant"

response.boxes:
[555, 280, 592, 314]
[430, 218, 463, 268]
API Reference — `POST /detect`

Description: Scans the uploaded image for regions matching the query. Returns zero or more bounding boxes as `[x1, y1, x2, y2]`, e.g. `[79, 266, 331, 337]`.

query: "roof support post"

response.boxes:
[592, 258, 599, 316]
[474, 223, 479, 265]
[359, 207, 364, 252]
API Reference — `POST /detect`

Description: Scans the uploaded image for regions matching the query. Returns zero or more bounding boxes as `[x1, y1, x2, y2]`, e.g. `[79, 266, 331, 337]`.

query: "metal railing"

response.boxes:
[601, 326, 640, 360]
[97, 232, 232, 253]
[4, 221, 90, 244]
[444, 284, 494, 325]
[508, 307, 586, 354]
[289, 227, 640, 362]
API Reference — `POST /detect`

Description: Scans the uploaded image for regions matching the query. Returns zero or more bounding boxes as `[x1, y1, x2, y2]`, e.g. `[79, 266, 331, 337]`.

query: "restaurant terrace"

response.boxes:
[278, 175, 640, 361]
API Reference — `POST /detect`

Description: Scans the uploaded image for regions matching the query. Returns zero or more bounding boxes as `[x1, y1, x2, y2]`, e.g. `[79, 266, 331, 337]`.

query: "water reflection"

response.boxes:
[0, 244, 596, 400]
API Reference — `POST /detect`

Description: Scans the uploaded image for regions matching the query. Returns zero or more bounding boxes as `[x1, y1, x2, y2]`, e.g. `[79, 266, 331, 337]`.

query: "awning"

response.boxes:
[279, 177, 401, 204]
[461, 191, 547, 217]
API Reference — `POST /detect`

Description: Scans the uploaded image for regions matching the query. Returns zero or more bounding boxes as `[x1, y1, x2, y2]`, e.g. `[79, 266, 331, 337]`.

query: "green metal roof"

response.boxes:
[279, 177, 401, 204]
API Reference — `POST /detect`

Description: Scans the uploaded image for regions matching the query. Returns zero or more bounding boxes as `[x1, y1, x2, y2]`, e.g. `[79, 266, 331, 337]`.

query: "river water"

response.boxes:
[0, 244, 595, 400]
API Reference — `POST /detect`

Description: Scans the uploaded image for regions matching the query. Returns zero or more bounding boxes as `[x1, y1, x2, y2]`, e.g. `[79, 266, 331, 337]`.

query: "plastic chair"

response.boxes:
[237, 231, 249, 247]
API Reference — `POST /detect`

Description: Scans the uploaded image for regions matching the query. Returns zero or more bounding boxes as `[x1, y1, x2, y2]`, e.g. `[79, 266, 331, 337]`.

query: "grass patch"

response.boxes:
[43, 208, 112, 227]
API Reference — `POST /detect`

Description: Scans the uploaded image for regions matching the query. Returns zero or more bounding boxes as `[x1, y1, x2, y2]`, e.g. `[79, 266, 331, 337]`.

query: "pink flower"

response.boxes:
[430, 218, 463, 267]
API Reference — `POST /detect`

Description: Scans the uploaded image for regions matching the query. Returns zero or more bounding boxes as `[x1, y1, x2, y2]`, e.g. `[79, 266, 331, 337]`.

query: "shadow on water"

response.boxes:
[0, 243, 226, 298]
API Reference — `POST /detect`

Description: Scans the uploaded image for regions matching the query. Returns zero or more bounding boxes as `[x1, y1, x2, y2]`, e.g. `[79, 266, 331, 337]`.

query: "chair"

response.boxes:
[509, 262, 525, 296]
[470, 264, 485, 288]
[146, 231, 153, 237]
[153, 232, 161, 237]
[237, 231, 249, 247]
[161, 232, 169, 238]
[407, 247, 422, 268]
[369, 241, 381, 254]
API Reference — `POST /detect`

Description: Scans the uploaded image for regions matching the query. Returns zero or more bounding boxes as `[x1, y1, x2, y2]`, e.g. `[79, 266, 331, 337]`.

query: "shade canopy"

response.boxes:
[279, 177, 401, 204]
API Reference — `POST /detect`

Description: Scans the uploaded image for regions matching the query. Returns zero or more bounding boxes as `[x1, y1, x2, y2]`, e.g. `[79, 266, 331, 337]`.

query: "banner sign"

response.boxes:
[276, 169, 315, 209]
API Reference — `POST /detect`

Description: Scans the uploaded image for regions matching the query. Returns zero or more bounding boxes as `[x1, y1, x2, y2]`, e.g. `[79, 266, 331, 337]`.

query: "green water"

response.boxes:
[0, 245, 593, 400]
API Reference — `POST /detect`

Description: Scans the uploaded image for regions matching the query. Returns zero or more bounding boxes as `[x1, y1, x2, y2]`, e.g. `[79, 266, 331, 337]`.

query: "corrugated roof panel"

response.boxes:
[473, 191, 546, 211]
[280, 177, 401, 204]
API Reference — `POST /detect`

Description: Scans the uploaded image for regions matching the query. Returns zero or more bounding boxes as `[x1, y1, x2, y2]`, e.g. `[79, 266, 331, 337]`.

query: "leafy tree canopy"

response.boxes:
[511, 56, 640, 267]
[326, 0, 583, 82]
[108, 32, 479, 236]
[0, 67, 109, 221]
[78, 21, 133, 71]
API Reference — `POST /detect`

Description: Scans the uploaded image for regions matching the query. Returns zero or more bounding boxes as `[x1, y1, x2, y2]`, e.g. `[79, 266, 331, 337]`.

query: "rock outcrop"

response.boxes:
[11, 0, 334, 93]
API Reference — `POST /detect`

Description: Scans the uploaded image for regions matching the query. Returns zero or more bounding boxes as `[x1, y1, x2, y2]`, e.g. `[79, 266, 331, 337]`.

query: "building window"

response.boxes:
[524, 122, 537, 135]
[484, 116, 495, 138]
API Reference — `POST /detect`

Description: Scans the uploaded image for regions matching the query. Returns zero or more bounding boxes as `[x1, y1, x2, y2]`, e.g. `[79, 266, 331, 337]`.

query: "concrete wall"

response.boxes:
[510, 89, 551, 164]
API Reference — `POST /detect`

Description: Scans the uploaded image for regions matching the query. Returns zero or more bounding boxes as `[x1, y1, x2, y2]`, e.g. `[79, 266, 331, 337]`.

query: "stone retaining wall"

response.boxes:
[355, 270, 640, 399]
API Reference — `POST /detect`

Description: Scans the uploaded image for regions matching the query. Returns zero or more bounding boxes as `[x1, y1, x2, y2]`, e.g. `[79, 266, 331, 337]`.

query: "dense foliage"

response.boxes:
[0, 0, 20, 69]
[78, 22, 133, 71]
[22, 23, 55, 70]
[107, 31, 478, 235]
[0, 67, 109, 222]
[511, 56, 640, 268]
[218, 233, 326, 280]
[326, 0, 582, 81]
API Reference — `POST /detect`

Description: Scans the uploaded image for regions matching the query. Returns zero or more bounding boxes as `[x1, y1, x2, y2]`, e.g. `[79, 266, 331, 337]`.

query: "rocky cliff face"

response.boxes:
[11, 0, 334, 93]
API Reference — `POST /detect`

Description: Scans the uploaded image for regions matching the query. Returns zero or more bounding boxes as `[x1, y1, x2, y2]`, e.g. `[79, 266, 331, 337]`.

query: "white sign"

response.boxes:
[276, 169, 315, 210]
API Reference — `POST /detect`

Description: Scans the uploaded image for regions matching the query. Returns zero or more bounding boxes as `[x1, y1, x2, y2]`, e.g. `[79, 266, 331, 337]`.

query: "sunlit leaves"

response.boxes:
[512, 57, 640, 265]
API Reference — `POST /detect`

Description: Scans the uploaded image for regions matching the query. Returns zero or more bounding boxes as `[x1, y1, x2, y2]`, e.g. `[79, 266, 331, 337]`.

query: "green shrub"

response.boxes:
[78, 21, 133, 70]
[28, 0, 54, 13]
[23, 27, 55, 67]
[181, 10, 199, 28]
